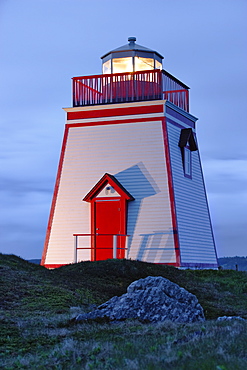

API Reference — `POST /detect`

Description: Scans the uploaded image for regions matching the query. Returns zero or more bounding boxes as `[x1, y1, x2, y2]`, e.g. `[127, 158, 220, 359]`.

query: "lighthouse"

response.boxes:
[41, 37, 218, 269]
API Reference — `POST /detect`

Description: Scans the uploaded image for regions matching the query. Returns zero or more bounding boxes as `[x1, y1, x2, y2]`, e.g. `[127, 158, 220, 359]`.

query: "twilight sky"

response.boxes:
[0, 0, 246, 259]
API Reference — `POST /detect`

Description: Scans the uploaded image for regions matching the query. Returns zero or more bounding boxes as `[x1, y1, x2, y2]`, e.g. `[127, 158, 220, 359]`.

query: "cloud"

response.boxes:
[214, 222, 247, 258]
[203, 159, 247, 194]
[0, 187, 51, 259]
[202, 159, 247, 257]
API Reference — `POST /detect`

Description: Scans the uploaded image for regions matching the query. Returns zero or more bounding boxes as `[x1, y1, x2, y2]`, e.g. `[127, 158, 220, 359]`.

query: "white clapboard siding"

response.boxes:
[167, 118, 217, 265]
[45, 119, 176, 265]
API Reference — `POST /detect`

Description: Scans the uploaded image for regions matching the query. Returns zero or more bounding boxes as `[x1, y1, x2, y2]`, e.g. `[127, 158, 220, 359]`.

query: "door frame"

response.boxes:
[83, 173, 134, 261]
[92, 197, 126, 261]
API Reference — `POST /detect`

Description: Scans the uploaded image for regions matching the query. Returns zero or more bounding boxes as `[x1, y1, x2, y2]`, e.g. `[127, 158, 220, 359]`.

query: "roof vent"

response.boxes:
[128, 36, 136, 45]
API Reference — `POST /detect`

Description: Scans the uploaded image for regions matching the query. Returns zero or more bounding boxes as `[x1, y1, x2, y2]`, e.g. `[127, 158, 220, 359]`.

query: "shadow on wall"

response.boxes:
[114, 162, 160, 250]
[138, 229, 175, 262]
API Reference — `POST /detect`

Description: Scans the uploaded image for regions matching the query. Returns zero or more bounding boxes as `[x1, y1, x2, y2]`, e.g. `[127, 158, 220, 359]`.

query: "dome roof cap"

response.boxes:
[101, 37, 164, 60]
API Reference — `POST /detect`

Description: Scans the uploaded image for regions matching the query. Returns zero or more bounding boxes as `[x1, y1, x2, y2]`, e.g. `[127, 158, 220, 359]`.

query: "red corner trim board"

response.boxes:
[162, 117, 181, 267]
[41, 127, 69, 266]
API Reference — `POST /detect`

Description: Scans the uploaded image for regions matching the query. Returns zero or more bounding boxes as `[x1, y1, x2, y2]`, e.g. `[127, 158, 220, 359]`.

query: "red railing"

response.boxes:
[72, 69, 189, 112]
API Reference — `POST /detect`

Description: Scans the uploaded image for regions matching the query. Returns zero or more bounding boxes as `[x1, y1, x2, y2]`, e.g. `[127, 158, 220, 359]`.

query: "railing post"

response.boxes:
[125, 235, 129, 259]
[113, 235, 117, 259]
[74, 235, 78, 263]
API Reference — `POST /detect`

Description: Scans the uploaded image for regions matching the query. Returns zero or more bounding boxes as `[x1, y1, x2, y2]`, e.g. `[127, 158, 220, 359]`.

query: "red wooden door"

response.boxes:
[94, 199, 121, 260]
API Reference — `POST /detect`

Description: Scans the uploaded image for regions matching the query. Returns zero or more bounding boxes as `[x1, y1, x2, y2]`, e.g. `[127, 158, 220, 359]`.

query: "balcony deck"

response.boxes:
[72, 69, 190, 112]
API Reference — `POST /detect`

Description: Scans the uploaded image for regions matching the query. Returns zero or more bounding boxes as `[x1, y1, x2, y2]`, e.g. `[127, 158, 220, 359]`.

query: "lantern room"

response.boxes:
[101, 37, 163, 74]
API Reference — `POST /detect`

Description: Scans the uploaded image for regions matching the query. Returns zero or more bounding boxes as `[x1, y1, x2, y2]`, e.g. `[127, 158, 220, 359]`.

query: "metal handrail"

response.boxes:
[73, 233, 129, 263]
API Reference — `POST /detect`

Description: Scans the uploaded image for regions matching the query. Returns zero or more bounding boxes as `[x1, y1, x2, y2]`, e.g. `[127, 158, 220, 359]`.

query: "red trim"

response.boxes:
[72, 69, 160, 80]
[43, 261, 180, 269]
[91, 198, 127, 260]
[162, 117, 181, 267]
[83, 173, 134, 202]
[91, 198, 96, 261]
[85, 174, 133, 261]
[156, 262, 181, 266]
[42, 264, 67, 269]
[67, 116, 162, 129]
[43, 261, 218, 269]
[67, 104, 163, 121]
[90, 197, 127, 261]
[41, 126, 69, 266]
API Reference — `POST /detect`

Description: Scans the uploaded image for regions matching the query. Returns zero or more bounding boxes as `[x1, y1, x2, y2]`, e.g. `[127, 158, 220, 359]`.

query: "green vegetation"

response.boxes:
[0, 253, 247, 369]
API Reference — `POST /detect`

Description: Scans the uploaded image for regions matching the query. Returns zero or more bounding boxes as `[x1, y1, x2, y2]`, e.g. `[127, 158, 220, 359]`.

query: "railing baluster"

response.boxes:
[125, 235, 129, 259]
[74, 235, 78, 263]
[113, 235, 117, 259]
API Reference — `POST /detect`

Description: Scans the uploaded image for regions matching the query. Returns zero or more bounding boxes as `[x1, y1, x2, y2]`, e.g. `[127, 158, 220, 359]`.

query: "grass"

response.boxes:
[0, 253, 247, 369]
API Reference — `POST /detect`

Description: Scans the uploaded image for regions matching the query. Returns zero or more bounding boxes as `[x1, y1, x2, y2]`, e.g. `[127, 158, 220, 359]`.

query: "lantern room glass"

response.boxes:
[112, 57, 133, 74]
[103, 57, 162, 74]
[135, 57, 154, 71]
[103, 60, 111, 74]
[155, 60, 162, 70]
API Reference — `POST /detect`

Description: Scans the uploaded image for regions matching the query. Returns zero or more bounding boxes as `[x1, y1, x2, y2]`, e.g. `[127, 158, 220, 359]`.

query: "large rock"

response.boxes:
[76, 276, 205, 323]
